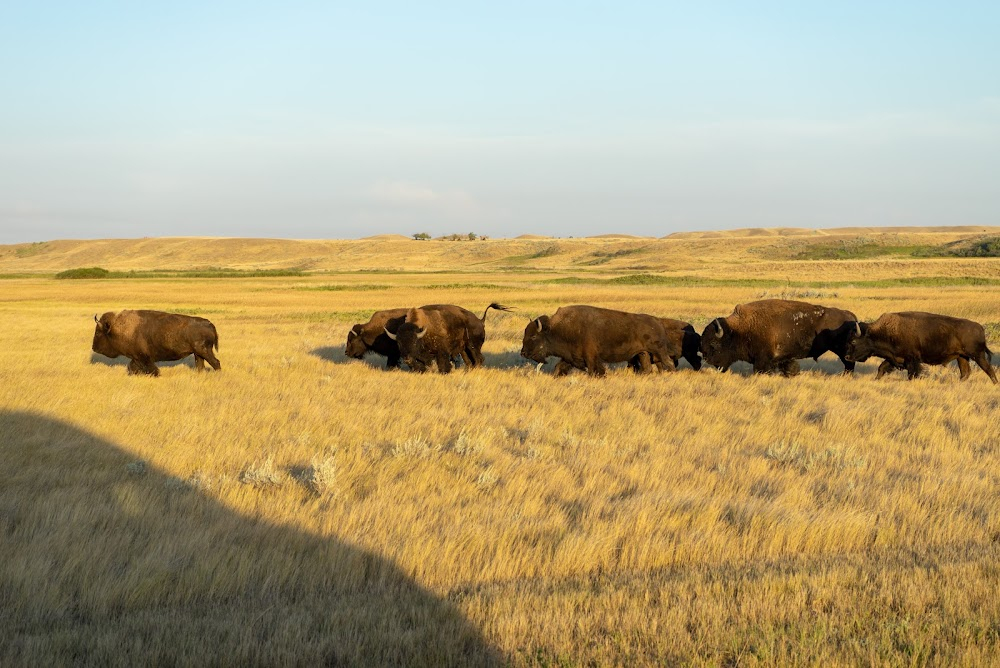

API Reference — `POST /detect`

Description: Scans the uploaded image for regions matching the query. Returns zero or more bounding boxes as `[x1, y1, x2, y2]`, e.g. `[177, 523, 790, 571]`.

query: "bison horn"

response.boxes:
[854, 321, 862, 336]
[347, 330, 356, 340]
[714, 319, 724, 339]
[384, 327, 397, 341]
[415, 327, 427, 339]
[534, 318, 543, 333]
[94, 314, 99, 323]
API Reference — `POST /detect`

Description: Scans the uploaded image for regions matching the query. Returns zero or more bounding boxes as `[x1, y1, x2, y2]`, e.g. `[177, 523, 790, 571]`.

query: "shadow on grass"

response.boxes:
[0, 410, 501, 666]
[89, 353, 196, 370]
[309, 345, 401, 370]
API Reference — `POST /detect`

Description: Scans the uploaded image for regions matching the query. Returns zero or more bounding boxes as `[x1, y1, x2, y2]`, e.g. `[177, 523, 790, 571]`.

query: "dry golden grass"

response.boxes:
[2, 232, 1000, 665]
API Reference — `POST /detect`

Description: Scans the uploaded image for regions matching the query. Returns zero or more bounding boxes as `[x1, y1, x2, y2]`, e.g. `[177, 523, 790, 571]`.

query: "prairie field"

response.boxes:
[2, 230, 1000, 666]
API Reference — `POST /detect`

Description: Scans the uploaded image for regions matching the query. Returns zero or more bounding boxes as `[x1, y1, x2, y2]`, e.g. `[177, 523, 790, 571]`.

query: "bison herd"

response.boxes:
[92, 298, 997, 384]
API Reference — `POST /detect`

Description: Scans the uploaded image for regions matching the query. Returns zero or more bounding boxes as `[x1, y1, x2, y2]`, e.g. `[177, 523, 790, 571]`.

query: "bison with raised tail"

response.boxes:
[844, 312, 997, 383]
[345, 308, 409, 369]
[385, 303, 512, 373]
[521, 305, 677, 376]
[92, 310, 221, 376]
[700, 299, 857, 376]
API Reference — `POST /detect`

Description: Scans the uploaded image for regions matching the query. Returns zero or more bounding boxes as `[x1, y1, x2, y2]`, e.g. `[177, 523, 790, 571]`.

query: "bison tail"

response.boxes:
[212, 324, 220, 352]
[481, 303, 514, 321]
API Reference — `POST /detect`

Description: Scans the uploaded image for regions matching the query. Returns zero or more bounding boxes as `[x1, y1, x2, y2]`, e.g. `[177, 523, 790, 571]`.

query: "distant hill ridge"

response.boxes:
[1, 226, 998, 274]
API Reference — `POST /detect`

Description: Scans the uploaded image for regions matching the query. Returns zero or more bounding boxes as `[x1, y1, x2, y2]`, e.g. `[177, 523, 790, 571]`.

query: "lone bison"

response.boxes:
[844, 312, 997, 383]
[386, 303, 512, 373]
[345, 308, 409, 369]
[700, 299, 857, 376]
[629, 318, 702, 372]
[92, 310, 220, 376]
[521, 305, 677, 377]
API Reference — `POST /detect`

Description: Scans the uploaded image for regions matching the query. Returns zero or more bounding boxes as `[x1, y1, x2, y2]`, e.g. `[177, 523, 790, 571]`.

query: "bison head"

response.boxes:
[344, 324, 368, 359]
[385, 321, 429, 371]
[91, 313, 120, 359]
[681, 330, 704, 371]
[844, 321, 873, 362]
[520, 316, 551, 365]
[699, 318, 736, 370]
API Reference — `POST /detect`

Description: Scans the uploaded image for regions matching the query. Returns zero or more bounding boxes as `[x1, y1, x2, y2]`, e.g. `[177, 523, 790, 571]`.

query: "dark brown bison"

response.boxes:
[92, 310, 220, 376]
[844, 312, 997, 383]
[345, 308, 409, 369]
[385, 303, 512, 373]
[700, 299, 857, 376]
[629, 318, 702, 372]
[521, 305, 677, 377]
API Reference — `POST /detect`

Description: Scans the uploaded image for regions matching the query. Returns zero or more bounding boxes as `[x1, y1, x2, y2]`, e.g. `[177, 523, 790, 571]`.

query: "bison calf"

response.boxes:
[92, 310, 220, 376]
[845, 312, 997, 383]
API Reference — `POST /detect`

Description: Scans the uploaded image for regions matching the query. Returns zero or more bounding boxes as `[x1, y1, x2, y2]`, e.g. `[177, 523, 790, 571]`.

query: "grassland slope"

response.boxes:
[3, 227, 1000, 278]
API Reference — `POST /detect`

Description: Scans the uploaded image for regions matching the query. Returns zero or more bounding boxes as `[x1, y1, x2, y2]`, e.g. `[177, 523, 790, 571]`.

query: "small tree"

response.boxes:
[467, 232, 478, 241]
[412, 232, 431, 240]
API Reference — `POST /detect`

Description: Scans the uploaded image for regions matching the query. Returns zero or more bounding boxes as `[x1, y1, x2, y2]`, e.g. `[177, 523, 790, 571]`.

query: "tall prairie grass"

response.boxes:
[2, 241, 1000, 665]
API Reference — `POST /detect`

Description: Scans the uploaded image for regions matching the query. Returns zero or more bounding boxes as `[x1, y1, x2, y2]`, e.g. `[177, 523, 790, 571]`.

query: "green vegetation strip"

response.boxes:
[296, 284, 390, 291]
[793, 236, 1000, 260]
[55, 267, 306, 279]
[546, 274, 1000, 288]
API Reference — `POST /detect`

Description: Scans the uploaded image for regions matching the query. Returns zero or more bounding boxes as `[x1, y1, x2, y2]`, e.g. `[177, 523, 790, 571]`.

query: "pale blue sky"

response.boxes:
[2, 2, 998, 242]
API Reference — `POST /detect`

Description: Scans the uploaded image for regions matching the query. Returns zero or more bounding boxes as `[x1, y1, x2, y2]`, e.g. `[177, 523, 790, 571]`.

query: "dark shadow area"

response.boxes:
[713, 356, 859, 378]
[309, 345, 401, 371]
[89, 353, 195, 369]
[0, 410, 500, 666]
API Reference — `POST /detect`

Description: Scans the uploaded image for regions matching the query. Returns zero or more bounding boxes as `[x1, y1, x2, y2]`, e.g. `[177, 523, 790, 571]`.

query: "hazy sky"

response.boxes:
[2, 2, 998, 242]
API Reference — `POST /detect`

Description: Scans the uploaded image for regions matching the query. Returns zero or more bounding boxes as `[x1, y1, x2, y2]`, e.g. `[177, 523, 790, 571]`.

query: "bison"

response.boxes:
[844, 312, 997, 383]
[629, 318, 702, 372]
[521, 305, 677, 377]
[385, 303, 512, 373]
[92, 310, 220, 376]
[345, 308, 409, 369]
[700, 299, 857, 376]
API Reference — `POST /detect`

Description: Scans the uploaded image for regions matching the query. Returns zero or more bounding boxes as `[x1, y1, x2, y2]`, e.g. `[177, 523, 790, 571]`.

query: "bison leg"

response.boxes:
[628, 355, 642, 373]
[386, 353, 402, 369]
[553, 360, 574, 376]
[469, 345, 485, 367]
[128, 358, 159, 376]
[875, 360, 895, 379]
[905, 359, 923, 380]
[202, 350, 221, 371]
[974, 351, 998, 384]
[957, 357, 972, 381]
[779, 360, 800, 377]
[436, 353, 453, 374]
[194, 355, 206, 371]
[632, 352, 653, 374]
[192, 342, 221, 371]
[585, 354, 607, 377]
[840, 357, 856, 374]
